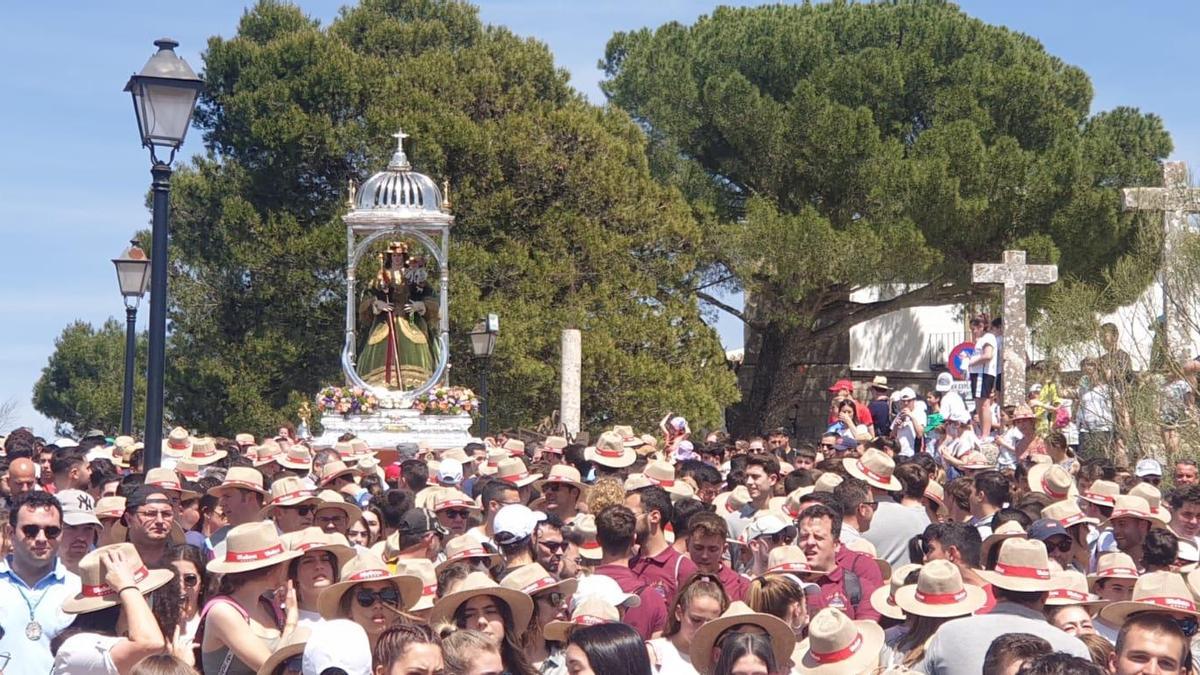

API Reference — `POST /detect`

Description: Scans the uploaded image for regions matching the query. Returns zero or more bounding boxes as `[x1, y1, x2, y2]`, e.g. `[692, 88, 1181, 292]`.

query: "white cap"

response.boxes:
[935, 372, 954, 392]
[1180, 537, 1200, 563]
[493, 504, 546, 545]
[743, 513, 793, 541]
[303, 619, 372, 675]
[1136, 458, 1163, 478]
[573, 573, 641, 610]
[438, 458, 463, 486]
[897, 386, 917, 402]
[56, 490, 100, 527]
[53, 437, 79, 449]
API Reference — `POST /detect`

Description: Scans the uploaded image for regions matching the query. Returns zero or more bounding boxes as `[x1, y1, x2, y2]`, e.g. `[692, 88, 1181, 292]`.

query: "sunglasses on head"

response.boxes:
[20, 524, 61, 539]
[355, 588, 400, 608]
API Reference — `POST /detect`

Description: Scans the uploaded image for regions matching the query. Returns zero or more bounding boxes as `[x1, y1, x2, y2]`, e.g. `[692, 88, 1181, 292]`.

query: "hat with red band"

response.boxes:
[977, 539, 1058, 592]
[63, 542, 175, 613]
[869, 563, 922, 622]
[1041, 499, 1100, 529]
[570, 514, 603, 561]
[1100, 571, 1200, 625]
[1129, 482, 1172, 525]
[258, 476, 321, 519]
[281, 527, 356, 570]
[1102, 494, 1164, 529]
[436, 534, 504, 574]
[500, 562, 578, 599]
[544, 597, 620, 642]
[1079, 480, 1120, 507]
[1027, 464, 1077, 501]
[533, 464, 588, 493]
[206, 521, 303, 574]
[144, 467, 200, 501]
[317, 552, 424, 619]
[894, 560, 987, 618]
[207, 466, 269, 498]
[429, 571, 534, 634]
[395, 558, 439, 612]
[585, 431, 637, 469]
[842, 448, 901, 491]
[794, 607, 883, 675]
[1045, 570, 1106, 608]
[692, 601, 798, 675]
[1087, 552, 1141, 591]
[495, 457, 542, 488]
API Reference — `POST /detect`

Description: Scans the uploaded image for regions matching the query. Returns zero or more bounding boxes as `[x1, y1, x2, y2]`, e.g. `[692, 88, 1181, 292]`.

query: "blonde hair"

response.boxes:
[746, 574, 805, 620]
[664, 573, 729, 637]
[585, 478, 625, 514]
[440, 628, 500, 673]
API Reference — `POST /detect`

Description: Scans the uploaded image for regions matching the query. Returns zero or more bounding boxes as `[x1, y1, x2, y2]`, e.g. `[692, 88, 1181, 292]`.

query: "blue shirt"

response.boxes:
[0, 556, 80, 675]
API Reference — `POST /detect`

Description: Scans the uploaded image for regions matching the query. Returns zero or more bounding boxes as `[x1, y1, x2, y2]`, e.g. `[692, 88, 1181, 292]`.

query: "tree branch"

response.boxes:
[808, 281, 976, 340]
[698, 290, 766, 330]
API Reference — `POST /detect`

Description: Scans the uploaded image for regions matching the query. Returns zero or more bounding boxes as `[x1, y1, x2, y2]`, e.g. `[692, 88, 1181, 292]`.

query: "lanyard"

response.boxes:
[10, 573, 51, 622]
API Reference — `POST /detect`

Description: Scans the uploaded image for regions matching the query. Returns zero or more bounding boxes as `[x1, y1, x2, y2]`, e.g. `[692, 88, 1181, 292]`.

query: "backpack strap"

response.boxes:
[842, 568, 861, 610]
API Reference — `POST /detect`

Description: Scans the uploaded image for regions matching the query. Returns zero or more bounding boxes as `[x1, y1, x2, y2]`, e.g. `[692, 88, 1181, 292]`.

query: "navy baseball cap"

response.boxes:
[1029, 518, 1068, 541]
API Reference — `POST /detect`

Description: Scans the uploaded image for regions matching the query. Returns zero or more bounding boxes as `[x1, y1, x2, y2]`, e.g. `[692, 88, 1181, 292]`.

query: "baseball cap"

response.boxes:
[743, 513, 795, 542]
[1028, 518, 1068, 542]
[397, 508, 445, 537]
[125, 485, 173, 514]
[302, 619, 372, 675]
[493, 504, 546, 545]
[1136, 458, 1163, 478]
[57, 489, 100, 527]
[573, 573, 641, 610]
[53, 437, 80, 449]
[827, 379, 854, 393]
[395, 443, 421, 461]
[935, 372, 954, 392]
[384, 463, 402, 483]
[438, 459, 463, 486]
[897, 387, 917, 402]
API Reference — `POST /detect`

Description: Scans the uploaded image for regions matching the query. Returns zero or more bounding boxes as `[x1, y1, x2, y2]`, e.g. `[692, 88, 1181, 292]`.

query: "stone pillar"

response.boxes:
[561, 329, 582, 437]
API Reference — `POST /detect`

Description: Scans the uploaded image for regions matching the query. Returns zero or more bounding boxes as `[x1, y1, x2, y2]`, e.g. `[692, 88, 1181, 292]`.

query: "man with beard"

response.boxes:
[122, 486, 174, 566]
[628, 485, 696, 602]
[0, 491, 81, 671]
[55, 489, 99, 575]
[50, 450, 91, 494]
[534, 465, 585, 524]
[534, 514, 565, 576]
[1099, 495, 1157, 570]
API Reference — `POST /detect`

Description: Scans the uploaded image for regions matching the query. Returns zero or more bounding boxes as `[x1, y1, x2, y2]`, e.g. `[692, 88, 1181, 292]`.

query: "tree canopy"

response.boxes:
[33, 320, 147, 436]
[601, 0, 1172, 434]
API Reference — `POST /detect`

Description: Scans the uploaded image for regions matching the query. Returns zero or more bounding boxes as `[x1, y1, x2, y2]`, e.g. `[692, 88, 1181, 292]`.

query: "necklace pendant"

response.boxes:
[26, 620, 42, 641]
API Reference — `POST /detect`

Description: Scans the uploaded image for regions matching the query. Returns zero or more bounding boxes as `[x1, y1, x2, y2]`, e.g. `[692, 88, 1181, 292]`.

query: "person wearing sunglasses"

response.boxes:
[259, 476, 322, 535]
[166, 543, 207, 661]
[1029, 519, 1077, 571]
[500, 563, 576, 673]
[317, 551, 422, 651]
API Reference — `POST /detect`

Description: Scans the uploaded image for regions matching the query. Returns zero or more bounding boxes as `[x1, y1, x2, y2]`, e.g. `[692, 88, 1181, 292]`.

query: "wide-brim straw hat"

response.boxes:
[256, 625, 309, 675]
[282, 527, 356, 570]
[765, 545, 830, 578]
[981, 521, 1027, 565]
[1027, 464, 1078, 501]
[276, 445, 314, 471]
[234, 433, 256, 447]
[394, 558, 438, 612]
[432, 489, 482, 514]
[544, 597, 620, 642]
[691, 601, 796, 675]
[641, 460, 691, 497]
[318, 460, 362, 487]
[570, 514, 603, 561]
[1041, 500, 1100, 529]
[1129, 483, 1173, 525]
[315, 489, 363, 523]
[161, 426, 194, 457]
[187, 437, 227, 465]
[1046, 570, 1108, 608]
[207, 521, 302, 574]
[1100, 571, 1200, 625]
[436, 535, 504, 574]
[502, 439, 526, 457]
[924, 481, 947, 514]
[795, 608, 883, 675]
[977, 539, 1057, 592]
[713, 486, 751, 515]
[1079, 479, 1120, 507]
[1102, 495, 1166, 529]
[1087, 552, 1140, 590]
[1010, 404, 1038, 422]
[144, 467, 200, 501]
[95, 496, 125, 521]
[585, 431, 636, 468]
[208, 467, 268, 497]
[477, 449, 509, 476]
[610, 425, 641, 447]
[960, 451, 993, 470]
[253, 442, 285, 467]
[62, 542, 174, 614]
[842, 449, 901, 491]
[542, 436, 569, 453]
[869, 563, 922, 621]
[317, 551, 423, 618]
[258, 479, 321, 519]
[893, 560, 986, 618]
[429, 571, 534, 631]
[534, 464, 588, 493]
[495, 457, 542, 488]
[500, 562, 578, 599]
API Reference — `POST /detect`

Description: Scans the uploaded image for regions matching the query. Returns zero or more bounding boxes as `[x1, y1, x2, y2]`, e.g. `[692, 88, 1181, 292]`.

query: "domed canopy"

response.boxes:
[349, 131, 451, 226]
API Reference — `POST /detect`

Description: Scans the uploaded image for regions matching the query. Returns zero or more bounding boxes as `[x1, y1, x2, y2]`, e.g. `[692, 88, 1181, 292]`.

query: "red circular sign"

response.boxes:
[947, 342, 976, 380]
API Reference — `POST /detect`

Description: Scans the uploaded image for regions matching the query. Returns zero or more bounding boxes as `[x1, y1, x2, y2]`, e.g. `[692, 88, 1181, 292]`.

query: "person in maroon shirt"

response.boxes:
[628, 486, 697, 602]
[685, 511, 749, 602]
[593, 504, 668, 639]
[797, 503, 883, 620]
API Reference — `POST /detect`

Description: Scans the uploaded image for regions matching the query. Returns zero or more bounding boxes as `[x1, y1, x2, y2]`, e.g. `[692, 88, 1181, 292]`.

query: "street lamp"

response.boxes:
[126, 38, 203, 469]
[112, 241, 151, 435]
[469, 314, 499, 436]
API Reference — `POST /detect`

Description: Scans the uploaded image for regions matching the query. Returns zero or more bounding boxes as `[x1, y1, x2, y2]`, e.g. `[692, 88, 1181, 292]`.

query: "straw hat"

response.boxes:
[281, 527, 355, 570]
[1027, 464, 1077, 500]
[959, 452, 993, 471]
[208, 467, 268, 497]
[431, 489, 481, 514]
[1129, 483, 1172, 525]
[174, 460, 200, 480]
[977, 539, 1057, 592]
[1102, 495, 1164, 529]
[333, 441, 357, 464]
[981, 521, 1027, 565]
[258, 477, 321, 518]
[893, 560, 986, 618]
[585, 432, 637, 469]
[502, 439, 526, 457]
[206, 522, 302, 574]
[534, 464, 588, 494]
[691, 601, 797, 675]
[1041, 500, 1100, 529]
[318, 460, 362, 487]
[161, 427, 194, 457]
[869, 563, 922, 621]
[256, 626, 309, 675]
[62, 543, 174, 614]
[610, 425, 641, 447]
[477, 449, 509, 476]
[795, 607, 883, 674]
[429, 571, 534, 630]
[870, 375, 891, 391]
[542, 436, 569, 454]
[500, 562, 578, 599]
[801, 473, 845, 498]
[1079, 480, 1120, 507]
[435, 534, 503, 573]
[394, 559, 438, 611]
[570, 514, 602, 561]
[764, 545, 827, 577]
[714, 486, 752, 515]
[1045, 570, 1106, 608]
[1087, 552, 1140, 591]
[780, 488, 808, 519]
[234, 433, 256, 447]
[95, 496, 125, 521]
[315, 489, 363, 523]
[495, 457, 542, 488]
[842, 449, 901, 491]
[640, 460, 692, 498]
[277, 445, 314, 471]
[924, 481, 946, 514]
[1099, 571, 1200, 625]
[317, 552, 424, 619]
[253, 441, 285, 467]
[187, 437, 227, 465]
[349, 439, 376, 460]
[1010, 404, 1038, 422]
[544, 597, 620, 642]
[144, 467, 199, 501]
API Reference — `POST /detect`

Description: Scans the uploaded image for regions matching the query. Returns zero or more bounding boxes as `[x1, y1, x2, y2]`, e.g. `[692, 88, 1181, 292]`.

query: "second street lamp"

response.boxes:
[112, 241, 151, 435]
[126, 38, 203, 469]
[469, 314, 499, 437]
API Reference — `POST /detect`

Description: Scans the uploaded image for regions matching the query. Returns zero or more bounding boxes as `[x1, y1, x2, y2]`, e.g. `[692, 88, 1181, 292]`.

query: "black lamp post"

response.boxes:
[469, 314, 499, 437]
[125, 38, 203, 469]
[112, 241, 151, 435]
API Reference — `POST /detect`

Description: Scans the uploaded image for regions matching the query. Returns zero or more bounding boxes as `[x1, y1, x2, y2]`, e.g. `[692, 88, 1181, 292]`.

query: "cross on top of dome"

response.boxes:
[388, 129, 411, 170]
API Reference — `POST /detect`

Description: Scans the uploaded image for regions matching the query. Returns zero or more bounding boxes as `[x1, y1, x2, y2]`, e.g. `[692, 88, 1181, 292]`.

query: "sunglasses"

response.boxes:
[20, 525, 62, 539]
[355, 588, 401, 608]
[443, 509, 471, 520]
[284, 505, 316, 516]
[1045, 539, 1073, 553]
[181, 574, 200, 588]
[538, 540, 566, 553]
[538, 591, 565, 608]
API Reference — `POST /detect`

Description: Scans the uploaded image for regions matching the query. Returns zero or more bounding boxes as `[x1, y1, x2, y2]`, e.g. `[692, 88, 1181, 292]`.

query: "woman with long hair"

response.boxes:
[440, 628, 503, 675]
[1045, 430, 1079, 475]
[165, 543, 206, 654]
[689, 603, 795, 675]
[709, 632, 777, 675]
[499, 563, 575, 672]
[566, 623, 654, 675]
[649, 573, 728, 674]
[745, 570, 810, 640]
[284, 527, 354, 627]
[374, 623, 444, 674]
[317, 551, 422, 650]
[347, 514, 373, 548]
[883, 560, 987, 670]
[430, 571, 536, 675]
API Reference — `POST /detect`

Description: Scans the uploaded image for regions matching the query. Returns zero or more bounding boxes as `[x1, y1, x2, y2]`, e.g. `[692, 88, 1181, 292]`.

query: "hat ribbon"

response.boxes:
[150, 479, 182, 491]
[1111, 508, 1151, 520]
[226, 543, 285, 563]
[595, 446, 626, 458]
[647, 475, 675, 487]
[769, 562, 814, 574]
[1139, 596, 1196, 612]
[811, 631, 863, 664]
[572, 614, 610, 626]
[580, 540, 601, 550]
[502, 471, 532, 483]
[438, 499, 474, 510]
[272, 489, 316, 504]
[422, 583, 437, 596]
[1041, 477, 1069, 499]
[1049, 589, 1090, 602]
[83, 565, 150, 597]
[521, 576, 558, 594]
[854, 460, 891, 485]
[193, 445, 217, 458]
[914, 587, 968, 604]
[452, 547, 491, 559]
[993, 562, 1050, 579]
[223, 479, 262, 491]
[346, 569, 390, 582]
[1099, 566, 1138, 577]
[168, 437, 190, 450]
[1058, 512, 1088, 527]
[1083, 491, 1115, 505]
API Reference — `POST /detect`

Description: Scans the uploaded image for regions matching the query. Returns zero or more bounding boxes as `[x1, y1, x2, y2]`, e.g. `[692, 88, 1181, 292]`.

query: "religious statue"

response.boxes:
[357, 241, 440, 389]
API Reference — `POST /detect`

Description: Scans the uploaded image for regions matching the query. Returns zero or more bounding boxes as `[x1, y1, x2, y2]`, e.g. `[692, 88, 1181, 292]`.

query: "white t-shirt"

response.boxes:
[649, 637, 699, 675]
[971, 333, 999, 377]
[895, 408, 927, 457]
[997, 427, 1022, 469]
[52, 633, 122, 675]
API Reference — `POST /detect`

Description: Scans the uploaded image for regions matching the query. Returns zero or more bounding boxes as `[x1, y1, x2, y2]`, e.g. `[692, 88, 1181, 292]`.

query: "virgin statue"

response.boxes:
[356, 241, 439, 389]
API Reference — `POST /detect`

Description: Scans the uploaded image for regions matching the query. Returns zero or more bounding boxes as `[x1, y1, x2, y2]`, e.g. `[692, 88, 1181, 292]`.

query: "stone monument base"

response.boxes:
[311, 407, 474, 450]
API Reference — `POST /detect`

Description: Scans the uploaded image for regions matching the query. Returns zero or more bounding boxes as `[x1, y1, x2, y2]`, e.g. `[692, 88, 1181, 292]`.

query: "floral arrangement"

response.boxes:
[412, 386, 479, 416]
[317, 386, 379, 417]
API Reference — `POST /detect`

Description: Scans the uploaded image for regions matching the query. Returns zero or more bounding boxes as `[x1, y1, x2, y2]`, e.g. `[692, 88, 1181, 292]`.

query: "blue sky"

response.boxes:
[2, 1, 1198, 437]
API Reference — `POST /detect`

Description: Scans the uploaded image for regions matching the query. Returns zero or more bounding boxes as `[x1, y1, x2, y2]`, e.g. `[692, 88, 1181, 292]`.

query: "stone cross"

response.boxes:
[560, 329, 582, 438]
[972, 250, 1058, 404]
[1122, 161, 1200, 361]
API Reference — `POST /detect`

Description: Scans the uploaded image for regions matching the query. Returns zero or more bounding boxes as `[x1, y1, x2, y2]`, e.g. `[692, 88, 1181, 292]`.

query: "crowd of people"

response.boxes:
[0, 360, 1196, 675]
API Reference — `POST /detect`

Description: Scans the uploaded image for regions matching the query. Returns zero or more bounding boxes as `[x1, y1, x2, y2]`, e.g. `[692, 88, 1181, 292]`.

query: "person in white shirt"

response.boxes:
[965, 315, 998, 441]
[891, 388, 926, 457]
